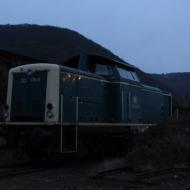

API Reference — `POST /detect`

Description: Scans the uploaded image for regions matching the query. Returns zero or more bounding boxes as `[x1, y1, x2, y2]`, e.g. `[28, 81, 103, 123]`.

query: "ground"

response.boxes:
[0, 150, 190, 190]
[0, 119, 190, 190]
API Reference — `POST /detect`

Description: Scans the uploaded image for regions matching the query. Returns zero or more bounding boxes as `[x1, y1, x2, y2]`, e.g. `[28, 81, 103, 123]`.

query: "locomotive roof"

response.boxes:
[64, 54, 135, 70]
[9, 63, 60, 73]
[88, 54, 135, 69]
[9, 62, 171, 96]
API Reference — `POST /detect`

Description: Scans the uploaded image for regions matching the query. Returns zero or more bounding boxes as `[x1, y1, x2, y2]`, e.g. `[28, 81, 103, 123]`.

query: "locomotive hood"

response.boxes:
[6, 63, 60, 123]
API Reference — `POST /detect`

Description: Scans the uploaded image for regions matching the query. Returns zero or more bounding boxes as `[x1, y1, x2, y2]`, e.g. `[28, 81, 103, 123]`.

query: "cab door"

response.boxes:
[60, 72, 78, 122]
[59, 71, 78, 153]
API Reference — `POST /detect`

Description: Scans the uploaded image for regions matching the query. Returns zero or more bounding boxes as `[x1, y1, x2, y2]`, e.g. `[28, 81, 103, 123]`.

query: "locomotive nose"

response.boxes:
[6, 63, 60, 123]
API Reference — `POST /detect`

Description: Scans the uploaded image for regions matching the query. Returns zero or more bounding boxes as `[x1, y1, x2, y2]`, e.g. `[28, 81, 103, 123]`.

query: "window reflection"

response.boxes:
[95, 64, 113, 75]
[117, 67, 139, 81]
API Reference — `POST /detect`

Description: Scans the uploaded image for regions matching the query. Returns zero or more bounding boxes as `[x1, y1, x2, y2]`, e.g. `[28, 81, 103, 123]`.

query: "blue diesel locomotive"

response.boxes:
[3, 54, 172, 155]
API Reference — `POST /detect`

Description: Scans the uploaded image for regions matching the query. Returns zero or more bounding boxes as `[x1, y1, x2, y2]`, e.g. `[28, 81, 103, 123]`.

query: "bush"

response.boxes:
[125, 122, 190, 171]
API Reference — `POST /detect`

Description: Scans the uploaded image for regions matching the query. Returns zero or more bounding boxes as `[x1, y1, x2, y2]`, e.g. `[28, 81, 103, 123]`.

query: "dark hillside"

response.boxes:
[136, 69, 169, 91]
[0, 24, 122, 64]
[152, 73, 190, 108]
[0, 24, 164, 88]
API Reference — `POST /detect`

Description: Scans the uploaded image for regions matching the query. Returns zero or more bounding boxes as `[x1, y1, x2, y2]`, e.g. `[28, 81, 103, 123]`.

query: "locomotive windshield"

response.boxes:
[95, 64, 113, 75]
[89, 63, 113, 76]
[11, 71, 47, 122]
[87, 56, 114, 76]
[117, 66, 139, 82]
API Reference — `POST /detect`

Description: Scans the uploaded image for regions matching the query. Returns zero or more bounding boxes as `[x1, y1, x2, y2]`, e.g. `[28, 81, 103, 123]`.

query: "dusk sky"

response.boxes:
[0, 0, 190, 73]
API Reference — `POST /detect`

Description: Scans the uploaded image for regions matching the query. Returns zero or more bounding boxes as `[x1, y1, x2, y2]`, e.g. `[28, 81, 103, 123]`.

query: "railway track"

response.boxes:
[91, 166, 190, 187]
[0, 154, 98, 180]
[0, 160, 63, 180]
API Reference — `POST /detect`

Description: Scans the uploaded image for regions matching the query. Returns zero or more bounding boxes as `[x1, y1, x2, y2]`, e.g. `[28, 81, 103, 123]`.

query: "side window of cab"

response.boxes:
[117, 66, 139, 82]
[95, 63, 113, 76]
[88, 62, 113, 76]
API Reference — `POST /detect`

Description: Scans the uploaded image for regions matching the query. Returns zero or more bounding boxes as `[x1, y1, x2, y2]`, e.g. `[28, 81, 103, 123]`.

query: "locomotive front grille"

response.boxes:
[10, 71, 47, 122]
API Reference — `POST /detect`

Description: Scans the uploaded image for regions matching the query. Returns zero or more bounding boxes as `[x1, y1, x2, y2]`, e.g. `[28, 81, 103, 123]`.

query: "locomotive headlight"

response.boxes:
[46, 111, 54, 119]
[3, 104, 9, 119]
[46, 103, 54, 119]
[3, 111, 9, 119]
